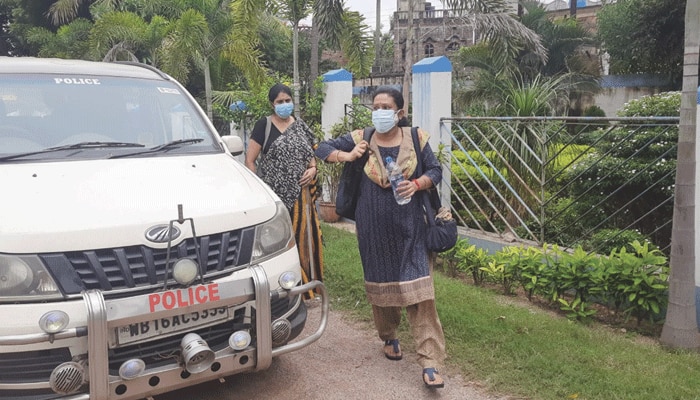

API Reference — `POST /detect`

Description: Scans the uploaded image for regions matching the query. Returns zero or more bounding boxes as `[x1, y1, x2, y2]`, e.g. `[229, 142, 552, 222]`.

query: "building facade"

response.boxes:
[390, 0, 520, 73]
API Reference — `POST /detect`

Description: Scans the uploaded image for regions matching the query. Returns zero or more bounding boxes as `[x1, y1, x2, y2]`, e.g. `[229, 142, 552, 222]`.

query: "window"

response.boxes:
[447, 42, 460, 53]
[424, 43, 434, 57]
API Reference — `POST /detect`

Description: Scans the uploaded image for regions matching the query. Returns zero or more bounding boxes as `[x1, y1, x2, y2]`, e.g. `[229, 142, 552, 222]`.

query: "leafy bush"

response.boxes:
[556, 92, 679, 250]
[602, 240, 669, 325]
[583, 105, 606, 117]
[440, 238, 490, 284]
[471, 240, 669, 325]
[582, 228, 653, 255]
[617, 91, 680, 117]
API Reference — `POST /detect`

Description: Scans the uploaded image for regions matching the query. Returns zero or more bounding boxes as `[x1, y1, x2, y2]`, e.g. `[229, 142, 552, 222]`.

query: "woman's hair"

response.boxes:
[372, 86, 409, 127]
[372, 86, 403, 109]
[268, 83, 293, 103]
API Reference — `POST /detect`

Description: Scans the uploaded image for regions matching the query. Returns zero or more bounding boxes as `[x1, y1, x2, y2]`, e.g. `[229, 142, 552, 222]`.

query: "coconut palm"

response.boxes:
[659, 0, 700, 350]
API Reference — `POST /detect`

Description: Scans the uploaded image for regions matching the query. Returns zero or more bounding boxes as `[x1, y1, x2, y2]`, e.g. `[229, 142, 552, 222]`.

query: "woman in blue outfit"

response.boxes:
[315, 86, 447, 389]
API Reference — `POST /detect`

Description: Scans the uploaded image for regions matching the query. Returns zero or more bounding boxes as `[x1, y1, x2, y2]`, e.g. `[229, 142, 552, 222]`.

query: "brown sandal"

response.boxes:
[423, 368, 445, 389]
[383, 339, 402, 360]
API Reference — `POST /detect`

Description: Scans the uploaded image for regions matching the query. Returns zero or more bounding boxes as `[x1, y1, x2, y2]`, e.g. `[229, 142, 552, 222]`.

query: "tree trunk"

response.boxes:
[373, 0, 381, 73]
[293, 21, 301, 118]
[310, 22, 320, 96]
[660, 0, 700, 350]
[402, 0, 415, 115]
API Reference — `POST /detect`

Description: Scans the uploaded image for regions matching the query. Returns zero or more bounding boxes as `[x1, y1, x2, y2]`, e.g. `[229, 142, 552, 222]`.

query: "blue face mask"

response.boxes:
[275, 102, 294, 119]
[372, 109, 398, 133]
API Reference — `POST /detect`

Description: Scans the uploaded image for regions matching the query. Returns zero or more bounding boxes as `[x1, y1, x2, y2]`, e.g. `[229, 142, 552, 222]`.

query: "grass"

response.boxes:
[320, 223, 700, 400]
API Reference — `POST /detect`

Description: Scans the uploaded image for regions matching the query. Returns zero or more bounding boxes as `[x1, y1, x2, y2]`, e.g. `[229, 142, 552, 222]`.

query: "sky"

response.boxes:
[344, 0, 397, 33]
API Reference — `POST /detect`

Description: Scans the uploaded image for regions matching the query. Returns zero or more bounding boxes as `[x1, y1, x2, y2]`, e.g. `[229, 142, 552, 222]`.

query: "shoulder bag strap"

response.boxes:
[363, 126, 375, 143]
[356, 127, 374, 166]
[411, 127, 436, 224]
[411, 126, 441, 223]
[262, 115, 272, 152]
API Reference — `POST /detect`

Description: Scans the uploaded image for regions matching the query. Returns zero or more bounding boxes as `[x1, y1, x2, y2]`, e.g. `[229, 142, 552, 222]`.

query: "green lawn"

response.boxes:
[320, 223, 700, 400]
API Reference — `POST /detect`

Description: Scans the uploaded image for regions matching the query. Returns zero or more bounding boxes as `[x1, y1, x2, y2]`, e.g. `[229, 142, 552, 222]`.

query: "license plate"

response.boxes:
[116, 307, 228, 345]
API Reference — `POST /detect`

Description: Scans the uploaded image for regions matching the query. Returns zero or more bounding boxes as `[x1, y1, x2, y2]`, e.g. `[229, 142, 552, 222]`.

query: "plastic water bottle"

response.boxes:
[386, 156, 411, 205]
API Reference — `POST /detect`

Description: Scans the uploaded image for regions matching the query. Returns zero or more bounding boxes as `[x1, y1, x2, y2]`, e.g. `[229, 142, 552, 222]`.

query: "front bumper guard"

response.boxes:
[0, 264, 329, 400]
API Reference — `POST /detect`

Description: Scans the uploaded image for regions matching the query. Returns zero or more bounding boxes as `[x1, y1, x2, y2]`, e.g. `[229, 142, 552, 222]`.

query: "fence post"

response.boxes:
[412, 56, 453, 206]
[321, 69, 353, 139]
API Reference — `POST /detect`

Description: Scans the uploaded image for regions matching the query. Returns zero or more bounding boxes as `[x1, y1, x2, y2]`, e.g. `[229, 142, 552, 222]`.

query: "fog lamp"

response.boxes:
[119, 359, 146, 380]
[228, 330, 252, 351]
[180, 333, 215, 373]
[39, 310, 69, 334]
[278, 271, 298, 290]
[173, 258, 199, 285]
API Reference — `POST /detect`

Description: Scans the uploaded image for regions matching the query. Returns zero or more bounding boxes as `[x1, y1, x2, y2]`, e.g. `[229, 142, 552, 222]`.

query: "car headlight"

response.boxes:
[251, 202, 295, 262]
[0, 255, 62, 302]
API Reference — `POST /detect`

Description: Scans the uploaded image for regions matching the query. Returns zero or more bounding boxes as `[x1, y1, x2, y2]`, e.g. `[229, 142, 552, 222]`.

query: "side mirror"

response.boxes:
[221, 135, 244, 156]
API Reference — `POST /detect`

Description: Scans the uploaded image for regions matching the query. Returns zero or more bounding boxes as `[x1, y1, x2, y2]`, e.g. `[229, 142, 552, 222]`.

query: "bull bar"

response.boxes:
[0, 264, 329, 400]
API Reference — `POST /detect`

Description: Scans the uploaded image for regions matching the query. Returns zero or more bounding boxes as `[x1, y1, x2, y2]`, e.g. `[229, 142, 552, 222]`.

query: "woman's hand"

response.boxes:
[396, 179, 419, 199]
[299, 166, 316, 187]
[348, 140, 369, 161]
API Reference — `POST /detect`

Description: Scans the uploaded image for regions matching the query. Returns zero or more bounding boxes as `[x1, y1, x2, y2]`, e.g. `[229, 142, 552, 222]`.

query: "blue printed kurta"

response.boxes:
[315, 128, 442, 307]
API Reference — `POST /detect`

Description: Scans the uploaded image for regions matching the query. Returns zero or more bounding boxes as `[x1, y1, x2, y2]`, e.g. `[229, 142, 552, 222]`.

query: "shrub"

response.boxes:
[583, 105, 606, 117]
[558, 92, 679, 251]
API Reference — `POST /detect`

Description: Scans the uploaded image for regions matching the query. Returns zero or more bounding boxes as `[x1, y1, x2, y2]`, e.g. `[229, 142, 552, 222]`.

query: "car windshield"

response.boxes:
[0, 74, 220, 161]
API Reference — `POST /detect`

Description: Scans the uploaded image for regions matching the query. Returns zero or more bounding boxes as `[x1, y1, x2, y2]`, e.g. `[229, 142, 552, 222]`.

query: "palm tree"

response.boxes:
[47, 0, 99, 25]
[47, 0, 267, 120]
[393, 0, 545, 114]
[275, 0, 372, 116]
[123, 0, 268, 120]
[659, 0, 700, 350]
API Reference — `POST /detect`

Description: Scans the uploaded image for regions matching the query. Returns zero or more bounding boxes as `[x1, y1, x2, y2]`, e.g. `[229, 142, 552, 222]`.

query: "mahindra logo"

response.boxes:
[145, 225, 181, 243]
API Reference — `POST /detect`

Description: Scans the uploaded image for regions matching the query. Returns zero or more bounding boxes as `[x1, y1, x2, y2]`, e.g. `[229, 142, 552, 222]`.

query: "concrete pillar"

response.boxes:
[412, 56, 452, 207]
[228, 100, 248, 163]
[322, 69, 353, 139]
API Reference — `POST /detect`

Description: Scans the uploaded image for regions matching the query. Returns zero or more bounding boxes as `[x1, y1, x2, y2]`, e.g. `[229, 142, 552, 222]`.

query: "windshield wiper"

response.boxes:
[109, 138, 204, 159]
[0, 142, 145, 161]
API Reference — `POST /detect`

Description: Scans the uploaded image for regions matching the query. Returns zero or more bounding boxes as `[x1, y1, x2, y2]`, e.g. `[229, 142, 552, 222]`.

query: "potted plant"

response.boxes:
[313, 121, 345, 222]
[316, 157, 344, 222]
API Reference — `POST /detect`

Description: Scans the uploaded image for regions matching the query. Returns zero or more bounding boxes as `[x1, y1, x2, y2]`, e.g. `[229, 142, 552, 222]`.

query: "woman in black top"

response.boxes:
[245, 83, 324, 292]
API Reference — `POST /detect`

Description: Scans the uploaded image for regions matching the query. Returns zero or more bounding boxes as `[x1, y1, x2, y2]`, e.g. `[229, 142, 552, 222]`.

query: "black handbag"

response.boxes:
[335, 127, 374, 219]
[422, 189, 458, 252]
[411, 127, 458, 253]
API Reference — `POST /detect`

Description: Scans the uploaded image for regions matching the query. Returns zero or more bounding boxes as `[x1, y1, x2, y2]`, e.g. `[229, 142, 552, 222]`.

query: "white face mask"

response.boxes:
[372, 109, 398, 133]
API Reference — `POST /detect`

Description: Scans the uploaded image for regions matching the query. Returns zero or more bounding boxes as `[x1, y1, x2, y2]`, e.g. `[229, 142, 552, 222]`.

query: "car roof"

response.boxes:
[0, 57, 169, 81]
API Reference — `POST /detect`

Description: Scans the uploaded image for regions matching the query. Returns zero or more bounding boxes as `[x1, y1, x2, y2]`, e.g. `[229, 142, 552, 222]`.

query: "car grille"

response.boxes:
[0, 348, 72, 384]
[40, 228, 255, 297]
[107, 295, 298, 373]
[108, 306, 249, 373]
